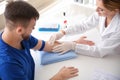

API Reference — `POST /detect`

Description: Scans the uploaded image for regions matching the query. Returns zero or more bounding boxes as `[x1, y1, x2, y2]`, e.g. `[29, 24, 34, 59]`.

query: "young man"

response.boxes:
[0, 1, 78, 80]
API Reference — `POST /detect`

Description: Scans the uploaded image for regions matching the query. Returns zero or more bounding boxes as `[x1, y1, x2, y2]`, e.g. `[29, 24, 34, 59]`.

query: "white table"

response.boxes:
[31, 28, 120, 80]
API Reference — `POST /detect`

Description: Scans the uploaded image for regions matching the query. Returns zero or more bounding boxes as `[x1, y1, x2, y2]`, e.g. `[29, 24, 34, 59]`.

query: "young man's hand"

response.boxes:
[50, 66, 79, 80]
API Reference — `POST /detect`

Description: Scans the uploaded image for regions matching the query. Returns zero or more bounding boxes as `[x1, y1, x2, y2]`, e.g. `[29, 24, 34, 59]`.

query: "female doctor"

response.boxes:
[49, 0, 120, 57]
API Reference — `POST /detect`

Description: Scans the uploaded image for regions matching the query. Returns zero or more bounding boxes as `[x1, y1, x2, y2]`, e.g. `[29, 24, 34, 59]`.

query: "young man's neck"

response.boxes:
[2, 28, 23, 50]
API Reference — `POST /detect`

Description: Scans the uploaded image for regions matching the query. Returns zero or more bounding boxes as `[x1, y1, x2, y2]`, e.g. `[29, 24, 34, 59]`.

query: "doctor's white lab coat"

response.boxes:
[64, 12, 120, 57]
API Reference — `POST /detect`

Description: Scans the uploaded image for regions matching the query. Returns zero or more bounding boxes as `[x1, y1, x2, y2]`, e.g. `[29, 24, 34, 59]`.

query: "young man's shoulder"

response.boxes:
[0, 53, 16, 66]
[0, 47, 21, 66]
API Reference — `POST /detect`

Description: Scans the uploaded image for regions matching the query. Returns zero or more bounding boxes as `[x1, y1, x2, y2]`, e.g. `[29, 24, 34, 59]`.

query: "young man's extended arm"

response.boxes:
[32, 40, 59, 52]
[33, 36, 94, 52]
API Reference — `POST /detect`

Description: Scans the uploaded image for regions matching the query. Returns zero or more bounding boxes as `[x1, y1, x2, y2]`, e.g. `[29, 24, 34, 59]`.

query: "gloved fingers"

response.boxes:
[48, 35, 56, 45]
[59, 50, 68, 55]
[52, 48, 62, 53]
[52, 45, 63, 52]
[52, 47, 62, 52]
[53, 44, 62, 49]
[56, 41, 66, 44]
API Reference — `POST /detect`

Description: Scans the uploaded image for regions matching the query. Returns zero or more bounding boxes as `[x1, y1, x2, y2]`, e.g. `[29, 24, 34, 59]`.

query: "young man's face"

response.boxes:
[96, 0, 116, 17]
[21, 19, 36, 40]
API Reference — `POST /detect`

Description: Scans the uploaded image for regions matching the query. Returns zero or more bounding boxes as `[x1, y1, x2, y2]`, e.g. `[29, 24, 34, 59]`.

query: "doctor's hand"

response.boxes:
[52, 41, 76, 54]
[49, 31, 65, 45]
[74, 36, 95, 46]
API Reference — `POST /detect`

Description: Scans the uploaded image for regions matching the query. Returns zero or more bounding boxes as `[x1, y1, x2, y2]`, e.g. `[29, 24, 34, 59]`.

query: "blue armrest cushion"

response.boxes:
[40, 51, 77, 65]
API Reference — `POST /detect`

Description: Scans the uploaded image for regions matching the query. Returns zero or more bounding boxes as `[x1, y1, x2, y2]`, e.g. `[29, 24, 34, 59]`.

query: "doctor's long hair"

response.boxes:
[102, 0, 120, 13]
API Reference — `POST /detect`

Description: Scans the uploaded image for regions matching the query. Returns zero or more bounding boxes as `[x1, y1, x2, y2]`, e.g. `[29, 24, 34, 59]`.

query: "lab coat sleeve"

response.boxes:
[74, 32, 120, 58]
[64, 12, 99, 35]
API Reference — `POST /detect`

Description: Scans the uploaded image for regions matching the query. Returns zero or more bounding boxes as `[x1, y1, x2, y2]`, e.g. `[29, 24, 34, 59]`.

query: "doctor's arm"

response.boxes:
[49, 12, 99, 45]
[52, 32, 120, 57]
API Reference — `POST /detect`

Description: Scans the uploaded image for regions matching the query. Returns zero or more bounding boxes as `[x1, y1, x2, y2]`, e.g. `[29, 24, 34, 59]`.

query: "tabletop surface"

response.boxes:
[31, 28, 120, 80]
[31, 3, 120, 79]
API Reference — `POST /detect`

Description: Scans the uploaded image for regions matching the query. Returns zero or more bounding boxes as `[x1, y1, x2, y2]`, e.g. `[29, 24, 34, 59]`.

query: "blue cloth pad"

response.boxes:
[40, 51, 77, 65]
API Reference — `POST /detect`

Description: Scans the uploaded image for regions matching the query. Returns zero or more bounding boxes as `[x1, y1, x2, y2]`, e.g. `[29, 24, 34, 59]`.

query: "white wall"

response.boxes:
[27, 0, 56, 11]
[0, 14, 5, 30]
[0, 0, 57, 30]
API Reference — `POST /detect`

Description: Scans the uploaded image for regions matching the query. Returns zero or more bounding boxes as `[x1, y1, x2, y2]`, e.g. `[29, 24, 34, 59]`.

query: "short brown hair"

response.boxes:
[4, 1, 39, 29]
[102, 0, 120, 12]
